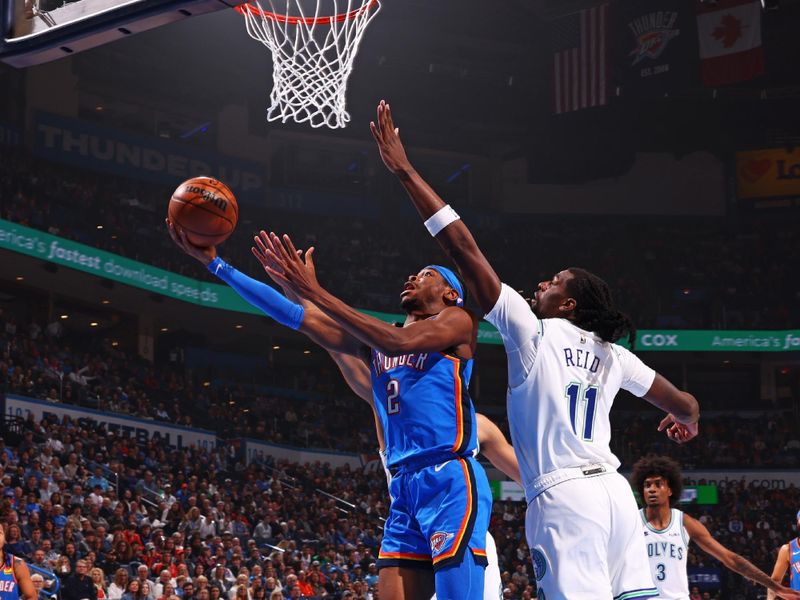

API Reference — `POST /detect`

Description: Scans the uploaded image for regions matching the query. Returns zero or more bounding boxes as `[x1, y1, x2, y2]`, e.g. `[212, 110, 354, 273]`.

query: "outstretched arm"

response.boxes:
[167, 220, 365, 358]
[686, 516, 800, 599]
[767, 545, 792, 600]
[370, 101, 501, 314]
[645, 374, 700, 443]
[476, 413, 521, 484]
[262, 232, 474, 356]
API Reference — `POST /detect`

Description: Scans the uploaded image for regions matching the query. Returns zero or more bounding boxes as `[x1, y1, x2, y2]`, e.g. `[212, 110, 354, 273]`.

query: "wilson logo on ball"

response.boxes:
[185, 185, 229, 212]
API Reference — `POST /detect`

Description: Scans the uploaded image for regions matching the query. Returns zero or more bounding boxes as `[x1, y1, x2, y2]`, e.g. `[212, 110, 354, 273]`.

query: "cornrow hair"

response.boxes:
[565, 267, 636, 348]
[631, 455, 684, 508]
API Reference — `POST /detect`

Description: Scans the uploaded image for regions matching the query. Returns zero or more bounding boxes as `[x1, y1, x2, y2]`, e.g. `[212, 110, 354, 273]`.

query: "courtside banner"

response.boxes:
[3, 218, 800, 351]
[736, 147, 800, 199]
[33, 112, 265, 201]
[5, 394, 218, 451]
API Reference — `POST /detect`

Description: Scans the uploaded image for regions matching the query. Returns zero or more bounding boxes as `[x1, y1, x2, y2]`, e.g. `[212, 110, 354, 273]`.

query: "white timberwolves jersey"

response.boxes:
[485, 284, 656, 500]
[641, 509, 690, 599]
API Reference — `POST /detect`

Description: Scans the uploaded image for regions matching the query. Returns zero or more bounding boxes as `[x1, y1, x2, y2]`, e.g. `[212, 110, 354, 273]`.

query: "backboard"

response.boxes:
[0, 0, 245, 67]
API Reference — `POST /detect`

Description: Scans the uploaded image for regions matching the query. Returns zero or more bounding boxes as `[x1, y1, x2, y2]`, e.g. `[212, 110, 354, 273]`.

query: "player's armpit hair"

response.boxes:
[631, 455, 684, 507]
[566, 267, 636, 348]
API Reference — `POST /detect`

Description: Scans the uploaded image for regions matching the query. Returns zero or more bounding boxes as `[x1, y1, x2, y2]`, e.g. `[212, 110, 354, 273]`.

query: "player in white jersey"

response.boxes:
[370, 100, 701, 599]
[632, 456, 800, 600]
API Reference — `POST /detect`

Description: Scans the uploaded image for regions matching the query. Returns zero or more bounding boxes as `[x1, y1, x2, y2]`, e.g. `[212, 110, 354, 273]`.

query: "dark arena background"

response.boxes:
[1, 0, 800, 599]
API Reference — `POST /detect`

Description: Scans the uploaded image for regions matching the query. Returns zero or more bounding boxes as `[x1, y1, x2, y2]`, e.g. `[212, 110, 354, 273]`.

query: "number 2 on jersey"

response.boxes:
[386, 379, 400, 415]
[565, 382, 598, 441]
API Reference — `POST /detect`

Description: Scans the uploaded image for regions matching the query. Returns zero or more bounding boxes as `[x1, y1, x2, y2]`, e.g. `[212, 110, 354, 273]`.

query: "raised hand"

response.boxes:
[166, 218, 216, 266]
[658, 414, 699, 444]
[258, 232, 320, 300]
[369, 99, 413, 175]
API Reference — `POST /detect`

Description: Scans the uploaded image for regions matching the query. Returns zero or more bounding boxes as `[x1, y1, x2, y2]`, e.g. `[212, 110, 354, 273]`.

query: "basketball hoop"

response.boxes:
[236, 0, 381, 129]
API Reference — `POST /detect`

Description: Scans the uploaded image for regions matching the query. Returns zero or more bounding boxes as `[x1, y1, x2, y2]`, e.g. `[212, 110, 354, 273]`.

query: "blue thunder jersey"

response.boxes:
[370, 349, 477, 468]
[791, 538, 800, 590]
[0, 554, 19, 600]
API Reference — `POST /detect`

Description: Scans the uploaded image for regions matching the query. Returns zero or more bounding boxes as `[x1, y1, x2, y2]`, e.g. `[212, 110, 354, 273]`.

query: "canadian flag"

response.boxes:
[696, 0, 764, 87]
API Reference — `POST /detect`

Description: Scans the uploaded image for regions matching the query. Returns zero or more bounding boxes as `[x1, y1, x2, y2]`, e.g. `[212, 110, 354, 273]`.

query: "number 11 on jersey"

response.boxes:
[566, 382, 598, 441]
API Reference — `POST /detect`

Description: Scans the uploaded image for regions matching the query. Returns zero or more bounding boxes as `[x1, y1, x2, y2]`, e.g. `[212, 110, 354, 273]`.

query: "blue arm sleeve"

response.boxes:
[208, 257, 304, 330]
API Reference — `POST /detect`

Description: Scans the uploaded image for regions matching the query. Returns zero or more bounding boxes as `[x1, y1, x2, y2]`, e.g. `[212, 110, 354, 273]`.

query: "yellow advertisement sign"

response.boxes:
[736, 148, 800, 199]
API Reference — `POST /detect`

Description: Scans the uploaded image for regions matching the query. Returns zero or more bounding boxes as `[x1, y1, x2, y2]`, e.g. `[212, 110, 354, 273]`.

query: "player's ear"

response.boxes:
[560, 296, 577, 314]
[443, 287, 458, 305]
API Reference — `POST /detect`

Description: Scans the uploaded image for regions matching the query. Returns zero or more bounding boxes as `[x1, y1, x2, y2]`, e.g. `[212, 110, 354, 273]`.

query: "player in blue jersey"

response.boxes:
[768, 512, 800, 599]
[258, 232, 491, 600]
[166, 223, 493, 600]
[0, 526, 37, 600]
[631, 456, 800, 600]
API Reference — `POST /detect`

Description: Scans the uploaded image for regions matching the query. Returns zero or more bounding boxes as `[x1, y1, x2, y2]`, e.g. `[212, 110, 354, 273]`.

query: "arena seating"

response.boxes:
[2, 150, 799, 330]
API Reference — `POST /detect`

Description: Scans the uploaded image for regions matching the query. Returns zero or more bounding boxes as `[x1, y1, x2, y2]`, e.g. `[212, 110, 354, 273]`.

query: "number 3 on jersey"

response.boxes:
[386, 379, 400, 415]
[566, 382, 598, 441]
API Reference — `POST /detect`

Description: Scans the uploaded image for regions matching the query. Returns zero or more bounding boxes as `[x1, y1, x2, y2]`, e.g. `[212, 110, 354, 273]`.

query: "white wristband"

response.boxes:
[424, 205, 460, 237]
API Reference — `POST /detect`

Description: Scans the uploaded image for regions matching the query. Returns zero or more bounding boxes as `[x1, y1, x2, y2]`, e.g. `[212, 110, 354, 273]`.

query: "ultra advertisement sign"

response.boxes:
[2, 218, 799, 351]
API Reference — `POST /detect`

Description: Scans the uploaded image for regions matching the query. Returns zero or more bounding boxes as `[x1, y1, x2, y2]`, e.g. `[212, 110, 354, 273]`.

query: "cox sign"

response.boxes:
[640, 333, 679, 348]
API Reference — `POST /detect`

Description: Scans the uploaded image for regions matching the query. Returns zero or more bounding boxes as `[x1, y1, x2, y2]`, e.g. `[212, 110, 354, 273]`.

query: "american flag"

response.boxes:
[552, 4, 609, 114]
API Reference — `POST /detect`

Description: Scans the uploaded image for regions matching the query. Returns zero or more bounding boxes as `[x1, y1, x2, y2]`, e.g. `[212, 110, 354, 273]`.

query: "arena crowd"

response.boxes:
[2, 150, 799, 330]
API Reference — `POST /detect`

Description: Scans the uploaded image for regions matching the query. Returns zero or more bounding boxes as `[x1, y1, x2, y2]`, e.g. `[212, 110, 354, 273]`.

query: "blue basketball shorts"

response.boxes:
[377, 455, 492, 572]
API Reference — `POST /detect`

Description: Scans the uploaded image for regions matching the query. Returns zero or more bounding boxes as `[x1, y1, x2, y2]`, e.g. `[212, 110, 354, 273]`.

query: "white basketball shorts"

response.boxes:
[525, 471, 658, 600]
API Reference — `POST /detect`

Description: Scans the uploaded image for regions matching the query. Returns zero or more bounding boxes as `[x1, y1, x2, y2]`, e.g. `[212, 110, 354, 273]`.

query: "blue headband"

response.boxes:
[797, 509, 800, 520]
[427, 265, 464, 307]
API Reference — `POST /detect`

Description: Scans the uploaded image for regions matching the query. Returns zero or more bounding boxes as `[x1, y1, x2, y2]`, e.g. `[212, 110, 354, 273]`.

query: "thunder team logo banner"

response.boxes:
[612, 0, 700, 97]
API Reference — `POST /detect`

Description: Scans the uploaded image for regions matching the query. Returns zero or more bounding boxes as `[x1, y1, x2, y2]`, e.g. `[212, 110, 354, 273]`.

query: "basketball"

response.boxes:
[167, 176, 239, 247]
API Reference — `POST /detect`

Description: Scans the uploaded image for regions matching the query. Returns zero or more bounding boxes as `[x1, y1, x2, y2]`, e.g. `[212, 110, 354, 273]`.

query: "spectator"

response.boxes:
[62, 560, 98, 600]
[140, 581, 155, 600]
[157, 584, 175, 600]
[121, 580, 141, 600]
[107, 569, 130, 600]
[91, 567, 108, 599]
[53, 556, 72, 581]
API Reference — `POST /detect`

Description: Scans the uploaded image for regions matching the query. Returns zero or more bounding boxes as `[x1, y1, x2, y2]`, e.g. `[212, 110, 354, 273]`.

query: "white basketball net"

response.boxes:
[238, 0, 381, 129]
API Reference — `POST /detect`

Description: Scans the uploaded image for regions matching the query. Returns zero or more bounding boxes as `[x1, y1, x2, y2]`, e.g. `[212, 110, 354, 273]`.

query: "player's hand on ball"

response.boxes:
[658, 414, 698, 444]
[259, 232, 320, 299]
[370, 100, 412, 176]
[166, 218, 217, 266]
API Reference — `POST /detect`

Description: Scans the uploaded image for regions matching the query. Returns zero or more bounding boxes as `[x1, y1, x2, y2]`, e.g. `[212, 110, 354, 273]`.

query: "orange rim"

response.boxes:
[234, 0, 378, 25]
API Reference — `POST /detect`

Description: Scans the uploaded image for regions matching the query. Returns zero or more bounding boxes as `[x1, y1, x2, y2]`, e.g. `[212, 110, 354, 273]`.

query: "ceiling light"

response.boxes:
[60, 314, 68, 320]
[272, 345, 280, 350]
[15, 276, 23, 281]
[89, 322, 98, 327]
